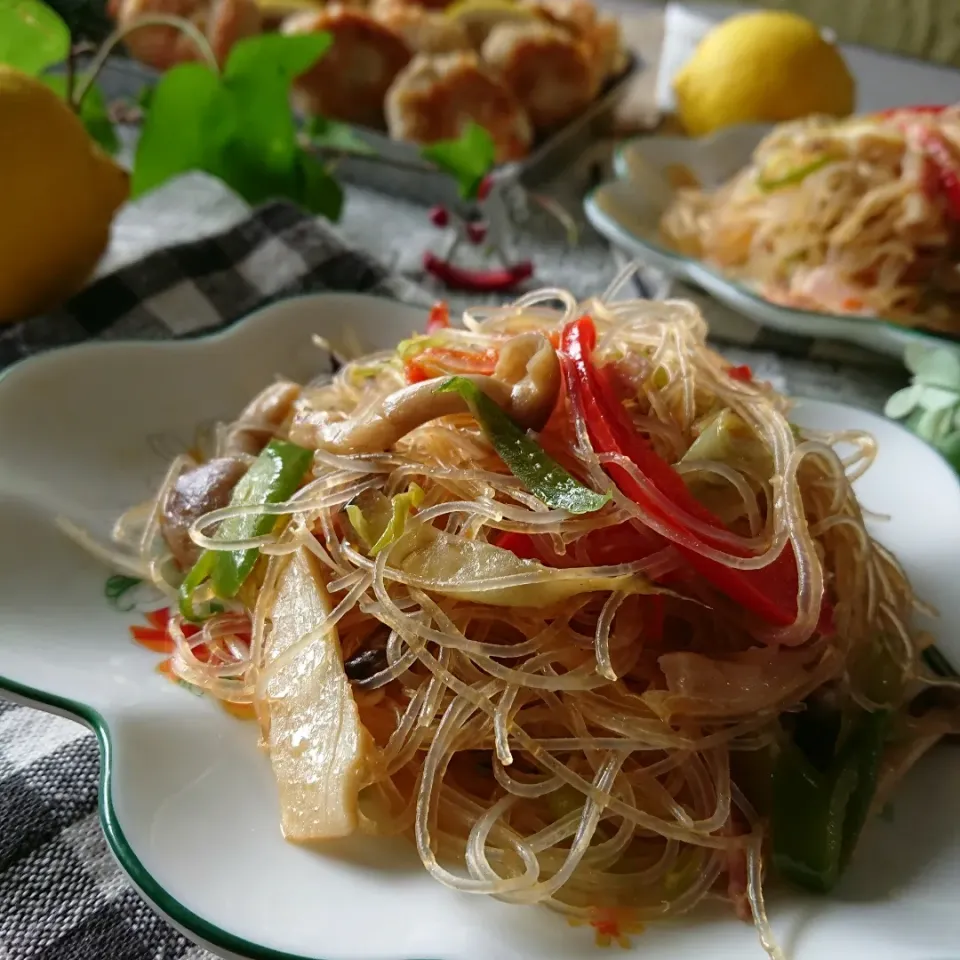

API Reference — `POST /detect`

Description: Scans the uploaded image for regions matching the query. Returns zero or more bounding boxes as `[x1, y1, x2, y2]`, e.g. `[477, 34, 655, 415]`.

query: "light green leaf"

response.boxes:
[223, 31, 331, 84]
[0, 0, 69, 75]
[915, 385, 960, 413]
[883, 385, 920, 420]
[936, 432, 960, 473]
[131, 63, 222, 197]
[43, 76, 119, 155]
[904, 342, 932, 378]
[421, 121, 496, 200]
[910, 346, 960, 389]
[915, 406, 955, 444]
[307, 115, 376, 155]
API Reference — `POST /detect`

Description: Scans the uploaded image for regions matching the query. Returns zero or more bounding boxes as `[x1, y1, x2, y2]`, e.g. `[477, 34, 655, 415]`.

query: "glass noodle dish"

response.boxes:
[660, 105, 960, 335]
[91, 279, 959, 957]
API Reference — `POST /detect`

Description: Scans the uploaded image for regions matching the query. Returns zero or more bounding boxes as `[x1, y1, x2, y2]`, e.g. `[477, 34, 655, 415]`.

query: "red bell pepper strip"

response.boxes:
[727, 364, 753, 383]
[877, 104, 947, 118]
[560, 316, 808, 630]
[425, 302, 450, 333]
[914, 127, 960, 220]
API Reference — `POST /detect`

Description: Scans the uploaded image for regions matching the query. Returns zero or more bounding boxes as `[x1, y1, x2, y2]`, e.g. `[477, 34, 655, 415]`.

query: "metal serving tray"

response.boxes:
[324, 52, 643, 209]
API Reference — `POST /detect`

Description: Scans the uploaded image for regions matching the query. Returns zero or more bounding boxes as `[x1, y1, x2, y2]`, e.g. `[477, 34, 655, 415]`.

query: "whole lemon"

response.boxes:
[0, 65, 129, 322]
[673, 11, 855, 137]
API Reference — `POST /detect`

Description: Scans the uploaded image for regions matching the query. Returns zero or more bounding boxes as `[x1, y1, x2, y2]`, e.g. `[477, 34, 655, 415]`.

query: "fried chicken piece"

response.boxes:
[386, 51, 532, 162]
[522, 0, 627, 82]
[282, 6, 412, 127]
[482, 21, 598, 129]
[108, 0, 261, 70]
[371, 0, 470, 54]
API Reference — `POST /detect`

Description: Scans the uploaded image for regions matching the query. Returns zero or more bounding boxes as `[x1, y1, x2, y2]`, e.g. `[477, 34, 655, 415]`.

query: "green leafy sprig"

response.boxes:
[1, 0, 499, 217]
[884, 342, 960, 472]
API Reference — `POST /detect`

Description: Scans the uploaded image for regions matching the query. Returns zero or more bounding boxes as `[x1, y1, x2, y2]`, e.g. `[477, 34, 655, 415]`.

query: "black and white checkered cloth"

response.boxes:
[0, 202, 427, 371]
[0, 201, 430, 960]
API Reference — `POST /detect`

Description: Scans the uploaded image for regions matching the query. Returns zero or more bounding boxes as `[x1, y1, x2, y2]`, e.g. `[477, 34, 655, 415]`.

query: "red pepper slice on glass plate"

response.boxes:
[550, 315, 828, 633]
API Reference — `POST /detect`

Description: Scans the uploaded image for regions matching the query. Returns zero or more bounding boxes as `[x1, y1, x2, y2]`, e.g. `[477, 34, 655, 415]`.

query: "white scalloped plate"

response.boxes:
[584, 125, 958, 358]
[2, 293, 960, 960]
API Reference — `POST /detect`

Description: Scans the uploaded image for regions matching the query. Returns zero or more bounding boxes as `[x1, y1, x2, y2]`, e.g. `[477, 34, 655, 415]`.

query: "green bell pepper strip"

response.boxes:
[771, 708, 891, 893]
[435, 376, 610, 515]
[757, 156, 835, 192]
[178, 439, 314, 621]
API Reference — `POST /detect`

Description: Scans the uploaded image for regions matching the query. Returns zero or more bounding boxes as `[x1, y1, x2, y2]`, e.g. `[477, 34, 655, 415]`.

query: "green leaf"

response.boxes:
[307, 115, 376, 155]
[421, 121, 496, 200]
[43, 75, 119, 155]
[883, 384, 920, 420]
[131, 62, 222, 198]
[223, 31, 331, 84]
[915, 405, 954, 444]
[133, 32, 342, 217]
[915, 385, 960, 413]
[904, 342, 960, 388]
[937, 431, 960, 473]
[0, 0, 70, 75]
[296, 151, 344, 220]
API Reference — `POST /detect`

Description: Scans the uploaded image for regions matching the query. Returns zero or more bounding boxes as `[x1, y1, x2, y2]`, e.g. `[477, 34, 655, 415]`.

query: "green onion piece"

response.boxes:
[178, 550, 216, 622]
[771, 708, 890, 893]
[179, 439, 314, 621]
[757, 155, 835, 192]
[435, 376, 610, 515]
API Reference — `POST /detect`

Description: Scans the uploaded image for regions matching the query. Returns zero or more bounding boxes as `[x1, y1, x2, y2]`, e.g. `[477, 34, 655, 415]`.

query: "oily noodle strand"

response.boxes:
[659, 111, 960, 331]
[110, 285, 933, 958]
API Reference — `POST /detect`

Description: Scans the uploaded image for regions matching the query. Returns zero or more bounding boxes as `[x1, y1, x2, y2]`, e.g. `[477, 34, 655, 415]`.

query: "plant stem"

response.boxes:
[65, 44, 76, 108]
[71, 14, 219, 112]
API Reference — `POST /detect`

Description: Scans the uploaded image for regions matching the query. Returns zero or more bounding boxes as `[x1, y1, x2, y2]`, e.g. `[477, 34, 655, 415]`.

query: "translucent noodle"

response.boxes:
[107, 280, 957, 960]
[660, 109, 960, 333]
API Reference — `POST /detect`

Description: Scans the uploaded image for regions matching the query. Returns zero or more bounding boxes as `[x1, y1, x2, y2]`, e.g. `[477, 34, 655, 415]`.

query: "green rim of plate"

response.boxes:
[0, 673, 345, 960]
[603, 138, 960, 351]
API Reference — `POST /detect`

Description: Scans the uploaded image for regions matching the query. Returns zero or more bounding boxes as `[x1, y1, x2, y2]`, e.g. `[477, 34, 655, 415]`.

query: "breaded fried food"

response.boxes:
[282, 5, 412, 127]
[386, 51, 532, 161]
[371, 0, 470, 54]
[482, 20, 598, 129]
[522, 0, 627, 82]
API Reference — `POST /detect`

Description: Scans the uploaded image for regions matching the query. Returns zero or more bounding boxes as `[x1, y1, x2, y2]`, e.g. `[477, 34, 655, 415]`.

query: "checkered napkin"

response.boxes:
[0, 201, 429, 371]
[0, 200, 436, 960]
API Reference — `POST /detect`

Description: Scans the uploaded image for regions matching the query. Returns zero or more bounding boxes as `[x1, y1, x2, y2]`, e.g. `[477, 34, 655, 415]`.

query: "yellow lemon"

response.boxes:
[673, 11, 855, 137]
[0, 65, 129, 322]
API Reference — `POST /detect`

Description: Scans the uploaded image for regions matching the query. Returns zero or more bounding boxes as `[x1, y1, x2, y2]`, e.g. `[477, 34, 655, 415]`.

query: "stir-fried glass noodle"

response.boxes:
[660, 106, 960, 333]
[89, 281, 960, 957]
